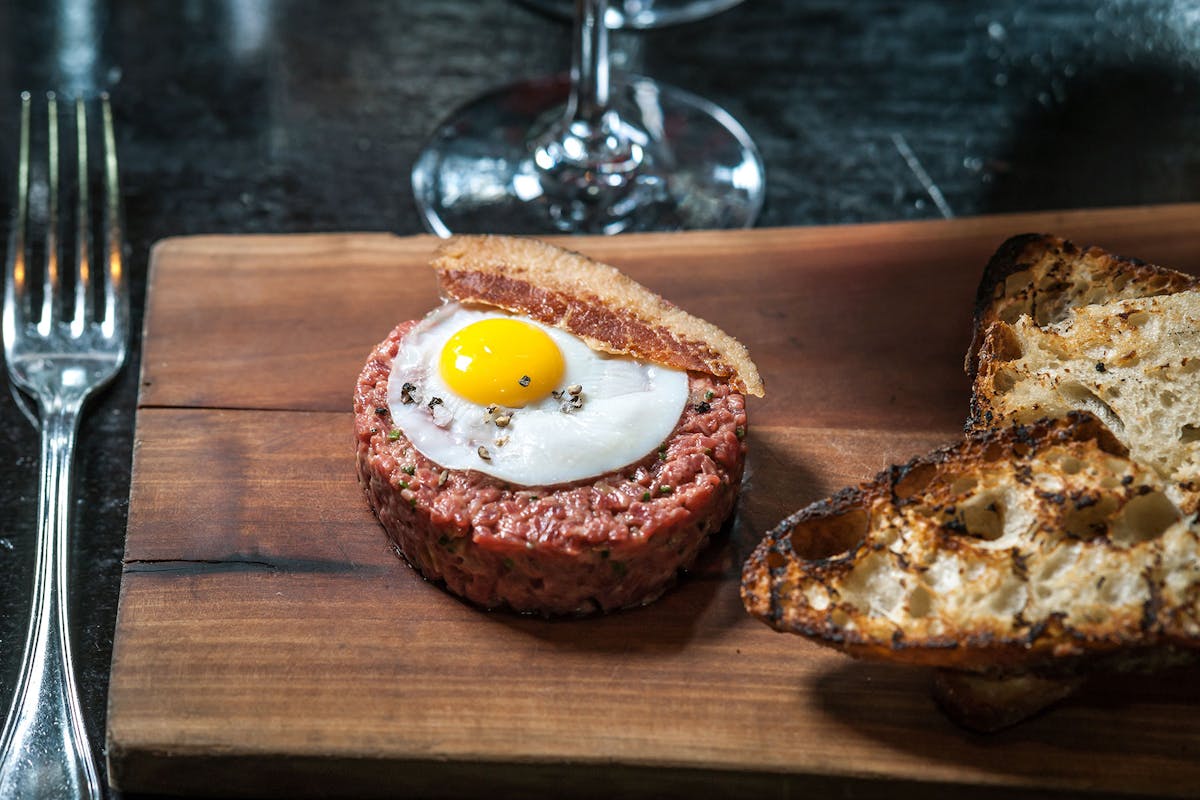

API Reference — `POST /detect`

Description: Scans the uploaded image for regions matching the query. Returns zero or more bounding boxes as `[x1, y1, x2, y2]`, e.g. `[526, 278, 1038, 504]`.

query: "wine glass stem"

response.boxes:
[529, 0, 657, 232]
[571, 0, 610, 126]
[537, 0, 642, 172]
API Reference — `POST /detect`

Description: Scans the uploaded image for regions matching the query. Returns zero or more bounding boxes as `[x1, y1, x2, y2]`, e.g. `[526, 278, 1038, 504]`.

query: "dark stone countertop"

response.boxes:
[1, 1, 1199, 797]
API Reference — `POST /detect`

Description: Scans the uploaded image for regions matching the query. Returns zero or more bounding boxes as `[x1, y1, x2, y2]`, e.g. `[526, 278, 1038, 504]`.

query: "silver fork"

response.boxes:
[0, 92, 127, 799]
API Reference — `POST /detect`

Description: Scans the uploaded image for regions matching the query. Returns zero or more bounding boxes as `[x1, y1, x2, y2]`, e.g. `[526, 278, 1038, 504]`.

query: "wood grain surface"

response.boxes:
[108, 207, 1200, 798]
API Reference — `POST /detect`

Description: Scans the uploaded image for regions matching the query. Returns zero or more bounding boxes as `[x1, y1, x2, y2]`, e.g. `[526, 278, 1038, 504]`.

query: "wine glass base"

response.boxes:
[518, 0, 745, 29]
[411, 74, 765, 236]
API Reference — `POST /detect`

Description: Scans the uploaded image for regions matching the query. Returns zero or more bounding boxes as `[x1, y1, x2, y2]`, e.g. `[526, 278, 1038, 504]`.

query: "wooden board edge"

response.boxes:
[141, 202, 1200, 264]
[106, 747, 1128, 800]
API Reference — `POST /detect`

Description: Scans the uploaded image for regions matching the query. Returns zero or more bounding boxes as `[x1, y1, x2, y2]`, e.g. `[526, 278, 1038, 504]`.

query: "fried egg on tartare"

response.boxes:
[387, 302, 688, 486]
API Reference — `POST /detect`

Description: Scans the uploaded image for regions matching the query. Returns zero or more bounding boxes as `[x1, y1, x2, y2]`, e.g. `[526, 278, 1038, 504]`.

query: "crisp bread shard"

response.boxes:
[432, 235, 764, 397]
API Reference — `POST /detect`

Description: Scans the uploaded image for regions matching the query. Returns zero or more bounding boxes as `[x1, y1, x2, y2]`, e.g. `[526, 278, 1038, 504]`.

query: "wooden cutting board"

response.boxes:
[108, 206, 1200, 799]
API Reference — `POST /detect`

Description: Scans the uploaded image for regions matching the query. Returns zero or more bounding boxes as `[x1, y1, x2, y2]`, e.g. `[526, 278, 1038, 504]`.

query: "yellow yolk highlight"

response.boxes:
[438, 317, 566, 407]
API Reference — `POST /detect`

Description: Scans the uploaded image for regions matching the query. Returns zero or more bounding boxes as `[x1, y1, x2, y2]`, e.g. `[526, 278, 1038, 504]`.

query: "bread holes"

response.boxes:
[907, 584, 933, 619]
[950, 476, 979, 496]
[1109, 490, 1181, 546]
[982, 441, 1005, 462]
[993, 368, 1017, 394]
[1062, 495, 1119, 540]
[956, 491, 1006, 541]
[1052, 453, 1083, 475]
[1100, 459, 1134, 489]
[998, 273, 1032, 323]
[988, 323, 1025, 363]
[841, 550, 903, 618]
[1182, 424, 1200, 445]
[894, 462, 937, 500]
[1032, 290, 1068, 326]
[989, 578, 1028, 617]
[1161, 391, 1178, 409]
[1124, 309, 1152, 327]
[789, 507, 868, 560]
[1059, 381, 1125, 435]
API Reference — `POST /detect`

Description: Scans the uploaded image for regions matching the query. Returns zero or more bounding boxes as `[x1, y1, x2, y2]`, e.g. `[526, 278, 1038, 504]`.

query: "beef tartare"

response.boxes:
[355, 235, 761, 615]
[354, 320, 748, 615]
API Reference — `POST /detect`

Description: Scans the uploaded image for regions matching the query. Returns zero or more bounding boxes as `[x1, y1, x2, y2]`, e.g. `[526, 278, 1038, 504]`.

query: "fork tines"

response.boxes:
[4, 91, 125, 340]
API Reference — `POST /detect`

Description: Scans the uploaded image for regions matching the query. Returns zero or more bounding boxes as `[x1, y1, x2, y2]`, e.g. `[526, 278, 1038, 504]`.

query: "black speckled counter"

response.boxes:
[0, 1, 1199, 797]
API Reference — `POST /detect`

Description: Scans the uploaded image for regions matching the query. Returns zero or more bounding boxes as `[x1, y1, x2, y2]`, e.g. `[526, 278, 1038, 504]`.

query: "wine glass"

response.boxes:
[519, 0, 746, 29]
[411, 0, 764, 236]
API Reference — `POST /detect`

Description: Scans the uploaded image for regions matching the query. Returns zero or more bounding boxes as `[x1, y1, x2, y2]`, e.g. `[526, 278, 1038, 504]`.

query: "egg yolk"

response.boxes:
[439, 318, 566, 407]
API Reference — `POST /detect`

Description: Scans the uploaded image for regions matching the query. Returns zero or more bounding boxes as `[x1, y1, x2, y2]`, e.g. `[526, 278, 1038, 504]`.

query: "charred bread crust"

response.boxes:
[432, 235, 765, 397]
[740, 412, 1200, 674]
[965, 233, 1199, 382]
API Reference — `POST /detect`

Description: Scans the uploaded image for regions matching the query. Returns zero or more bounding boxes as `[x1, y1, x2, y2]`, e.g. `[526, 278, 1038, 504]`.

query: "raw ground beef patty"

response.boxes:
[354, 320, 749, 616]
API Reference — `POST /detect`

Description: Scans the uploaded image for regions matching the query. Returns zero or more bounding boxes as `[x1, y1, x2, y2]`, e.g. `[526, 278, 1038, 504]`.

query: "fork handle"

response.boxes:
[0, 397, 101, 800]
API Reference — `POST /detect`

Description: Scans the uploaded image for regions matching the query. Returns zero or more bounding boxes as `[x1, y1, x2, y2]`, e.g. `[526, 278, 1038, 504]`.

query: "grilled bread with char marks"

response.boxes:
[965, 233, 1199, 382]
[968, 234, 1200, 515]
[742, 235, 1200, 730]
[741, 414, 1200, 678]
[742, 413, 1200, 730]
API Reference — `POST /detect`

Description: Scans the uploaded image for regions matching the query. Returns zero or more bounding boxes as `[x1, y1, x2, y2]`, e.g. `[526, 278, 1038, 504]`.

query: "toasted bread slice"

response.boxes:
[432, 235, 764, 397]
[971, 291, 1200, 513]
[967, 235, 1200, 514]
[965, 233, 1199, 380]
[740, 413, 1200, 674]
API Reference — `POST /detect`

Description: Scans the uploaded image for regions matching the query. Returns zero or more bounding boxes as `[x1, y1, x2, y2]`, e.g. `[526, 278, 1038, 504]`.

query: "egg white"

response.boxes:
[387, 303, 689, 486]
